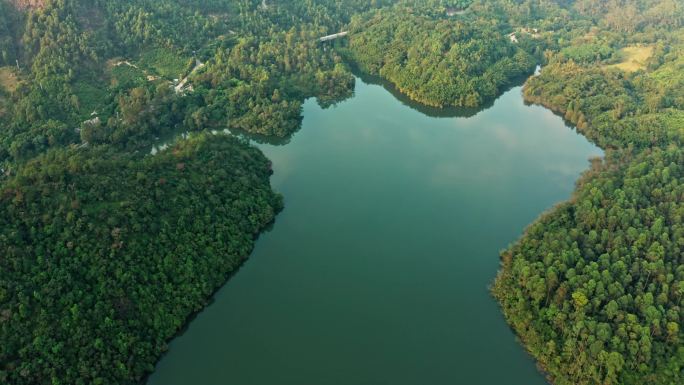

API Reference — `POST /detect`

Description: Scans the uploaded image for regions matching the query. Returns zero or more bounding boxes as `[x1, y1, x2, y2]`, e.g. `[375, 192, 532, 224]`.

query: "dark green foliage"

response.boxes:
[109, 64, 147, 91]
[138, 48, 188, 80]
[2, 1, 684, 385]
[0, 0, 375, 160]
[493, 147, 684, 385]
[0, 1, 20, 66]
[190, 31, 355, 136]
[0, 1, 391, 383]
[0, 134, 282, 385]
[344, 7, 536, 107]
[493, 2, 684, 385]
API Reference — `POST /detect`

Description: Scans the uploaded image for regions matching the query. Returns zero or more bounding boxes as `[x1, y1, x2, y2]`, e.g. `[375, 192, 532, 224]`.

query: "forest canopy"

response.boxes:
[0, 0, 683, 385]
[343, 6, 536, 107]
[492, 1, 684, 384]
[494, 147, 684, 385]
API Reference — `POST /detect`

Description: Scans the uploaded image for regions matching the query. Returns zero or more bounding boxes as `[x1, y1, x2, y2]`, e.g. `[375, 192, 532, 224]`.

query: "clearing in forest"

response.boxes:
[605, 45, 654, 72]
[106, 58, 149, 88]
[0, 66, 20, 93]
[138, 48, 189, 80]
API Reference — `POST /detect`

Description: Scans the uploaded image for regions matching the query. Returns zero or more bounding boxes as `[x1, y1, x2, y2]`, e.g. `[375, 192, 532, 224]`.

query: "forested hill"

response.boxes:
[0, 0, 367, 161]
[492, 1, 684, 385]
[0, 0, 683, 385]
[0, 134, 282, 384]
[342, 5, 536, 108]
[0, 0, 370, 383]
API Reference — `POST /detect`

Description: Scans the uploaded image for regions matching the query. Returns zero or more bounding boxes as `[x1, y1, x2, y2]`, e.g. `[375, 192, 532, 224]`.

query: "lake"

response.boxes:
[147, 77, 601, 385]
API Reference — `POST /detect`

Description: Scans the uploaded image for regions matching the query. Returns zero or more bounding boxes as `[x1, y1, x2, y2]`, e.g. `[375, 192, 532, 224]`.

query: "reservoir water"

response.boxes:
[147, 77, 601, 385]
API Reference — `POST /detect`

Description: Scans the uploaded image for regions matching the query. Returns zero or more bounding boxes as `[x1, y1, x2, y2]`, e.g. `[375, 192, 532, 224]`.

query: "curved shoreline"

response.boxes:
[146, 73, 593, 383]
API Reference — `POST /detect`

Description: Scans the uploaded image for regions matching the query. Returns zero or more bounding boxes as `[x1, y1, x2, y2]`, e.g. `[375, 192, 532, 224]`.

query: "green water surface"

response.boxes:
[147, 77, 601, 385]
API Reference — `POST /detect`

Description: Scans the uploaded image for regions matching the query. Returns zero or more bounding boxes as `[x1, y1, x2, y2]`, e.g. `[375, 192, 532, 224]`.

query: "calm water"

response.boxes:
[147, 78, 601, 385]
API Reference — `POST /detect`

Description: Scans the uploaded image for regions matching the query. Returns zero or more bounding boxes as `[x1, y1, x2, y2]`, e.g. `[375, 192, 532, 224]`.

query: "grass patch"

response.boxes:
[72, 80, 109, 117]
[0, 66, 20, 93]
[138, 47, 189, 80]
[109, 63, 147, 89]
[605, 45, 654, 72]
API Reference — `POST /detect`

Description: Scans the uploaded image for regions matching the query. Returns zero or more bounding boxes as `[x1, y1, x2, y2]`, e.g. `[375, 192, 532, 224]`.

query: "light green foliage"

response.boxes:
[138, 48, 188, 80]
[109, 63, 147, 90]
[71, 80, 110, 117]
[561, 43, 614, 64]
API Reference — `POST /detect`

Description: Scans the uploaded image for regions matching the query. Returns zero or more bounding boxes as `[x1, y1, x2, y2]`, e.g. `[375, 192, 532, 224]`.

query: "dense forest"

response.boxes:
[523, 57, 684, 149]
[492, 1, 684, 385]
[0, 0, 683, 384]
[343, 4, 536, 107]
[0, 0, 368, 383]
[0, 0, 373, 162]
[0, 134, 282, 385]
[494, 147, 684, 385]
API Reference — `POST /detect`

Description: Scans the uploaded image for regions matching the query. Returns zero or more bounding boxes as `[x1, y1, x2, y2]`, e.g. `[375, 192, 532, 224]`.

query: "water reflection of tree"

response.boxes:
[230, 83, 356, 147]
[351, 66, 528, 119]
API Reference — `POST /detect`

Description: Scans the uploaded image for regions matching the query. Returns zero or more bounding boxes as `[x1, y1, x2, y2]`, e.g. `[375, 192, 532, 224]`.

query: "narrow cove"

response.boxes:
[147, 77, 601, 385]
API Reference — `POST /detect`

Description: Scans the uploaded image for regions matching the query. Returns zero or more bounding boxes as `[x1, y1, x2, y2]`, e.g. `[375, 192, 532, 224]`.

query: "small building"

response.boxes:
[319, 31, 349, 42]
[84, 116, 100, 126]
[446, 8, 467, 17]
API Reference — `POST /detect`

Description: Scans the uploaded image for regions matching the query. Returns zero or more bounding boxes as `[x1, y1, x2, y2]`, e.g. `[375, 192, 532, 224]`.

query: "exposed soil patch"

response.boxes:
[0, 67, 20, 93]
